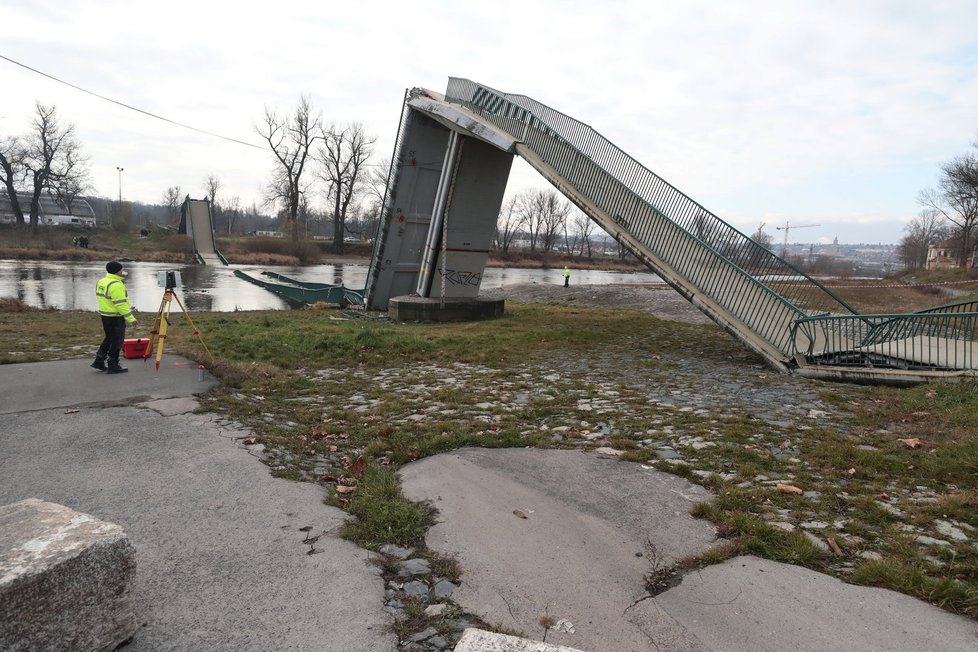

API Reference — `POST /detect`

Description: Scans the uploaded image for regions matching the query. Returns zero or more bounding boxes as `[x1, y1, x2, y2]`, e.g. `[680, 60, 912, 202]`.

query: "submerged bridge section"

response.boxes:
[182, 197, 227, 266]
[366, 79, 977, 383]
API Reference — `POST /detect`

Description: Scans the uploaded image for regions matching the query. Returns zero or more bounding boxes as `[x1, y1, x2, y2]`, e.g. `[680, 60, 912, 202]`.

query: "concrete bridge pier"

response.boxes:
[366, 90, 515, 318]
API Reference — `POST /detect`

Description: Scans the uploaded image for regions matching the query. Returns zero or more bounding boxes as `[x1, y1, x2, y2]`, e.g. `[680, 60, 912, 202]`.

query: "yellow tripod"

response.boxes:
[144, 288, 213, 371]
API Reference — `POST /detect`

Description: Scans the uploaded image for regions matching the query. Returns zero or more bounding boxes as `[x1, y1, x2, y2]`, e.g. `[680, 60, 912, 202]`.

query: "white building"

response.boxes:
[0, 191, 96, 227]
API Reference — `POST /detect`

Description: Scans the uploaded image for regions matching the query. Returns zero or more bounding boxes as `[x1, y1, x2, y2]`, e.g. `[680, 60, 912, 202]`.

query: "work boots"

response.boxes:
[106, 360, 128, 374]
[91, 356, 106, 371]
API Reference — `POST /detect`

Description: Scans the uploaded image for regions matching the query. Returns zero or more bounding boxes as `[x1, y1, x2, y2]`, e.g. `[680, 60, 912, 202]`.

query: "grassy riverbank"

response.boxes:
[2, 300, 976, 621]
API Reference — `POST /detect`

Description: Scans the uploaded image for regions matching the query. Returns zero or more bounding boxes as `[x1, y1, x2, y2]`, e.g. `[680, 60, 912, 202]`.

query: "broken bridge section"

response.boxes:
[181, 197, 227, 265]
[366, 79, 977, 382]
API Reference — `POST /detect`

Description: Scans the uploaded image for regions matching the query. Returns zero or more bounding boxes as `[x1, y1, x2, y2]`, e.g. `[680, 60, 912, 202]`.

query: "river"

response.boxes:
[0, 260, 663, 312]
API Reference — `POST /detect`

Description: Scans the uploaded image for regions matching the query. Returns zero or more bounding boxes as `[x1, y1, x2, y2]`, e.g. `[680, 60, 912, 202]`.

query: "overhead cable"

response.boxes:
[0, 53, 264, 150]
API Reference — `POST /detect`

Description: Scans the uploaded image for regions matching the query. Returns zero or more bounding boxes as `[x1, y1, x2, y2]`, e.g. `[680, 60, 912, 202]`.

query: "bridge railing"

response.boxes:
[444, 78, 860, 356]
[791, 310, 978, 370]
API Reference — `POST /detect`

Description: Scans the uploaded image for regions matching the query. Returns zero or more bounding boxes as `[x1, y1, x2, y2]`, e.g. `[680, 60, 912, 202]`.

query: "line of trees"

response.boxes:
[900, 136, 978, 270]
[496, 188, 603, 258]
[0, 102, 92, 229]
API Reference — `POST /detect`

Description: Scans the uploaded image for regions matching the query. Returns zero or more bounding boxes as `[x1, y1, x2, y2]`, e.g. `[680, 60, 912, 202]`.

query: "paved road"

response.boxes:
[0, 358, 394, 651]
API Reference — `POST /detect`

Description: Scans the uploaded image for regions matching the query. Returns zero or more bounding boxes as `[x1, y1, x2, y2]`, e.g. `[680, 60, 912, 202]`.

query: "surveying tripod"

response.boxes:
[145, 285, 213, 371]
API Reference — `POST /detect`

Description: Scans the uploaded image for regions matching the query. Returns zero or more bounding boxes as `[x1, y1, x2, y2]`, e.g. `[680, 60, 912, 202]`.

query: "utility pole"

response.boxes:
[116, 166, 124, 202]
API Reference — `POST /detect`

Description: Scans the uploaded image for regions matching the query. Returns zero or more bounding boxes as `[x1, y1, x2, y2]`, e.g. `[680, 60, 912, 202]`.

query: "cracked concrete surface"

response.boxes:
[655, 556, 977, 651]
[0, 357, 394, 651]
[401, 448, 978, 652]
[400, 448, 717, 651]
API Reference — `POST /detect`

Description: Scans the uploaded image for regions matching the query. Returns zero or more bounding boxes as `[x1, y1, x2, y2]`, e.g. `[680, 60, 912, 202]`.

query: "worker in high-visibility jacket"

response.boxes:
[93, 260, 138, 374]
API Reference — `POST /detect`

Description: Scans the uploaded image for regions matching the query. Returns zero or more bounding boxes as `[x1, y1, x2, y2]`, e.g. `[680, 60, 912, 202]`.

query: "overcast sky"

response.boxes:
[3, 0, 977, 244]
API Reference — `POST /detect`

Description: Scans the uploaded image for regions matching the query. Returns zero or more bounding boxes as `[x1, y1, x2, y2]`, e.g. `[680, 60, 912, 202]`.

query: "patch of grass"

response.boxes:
[0, 309, 96, 363]
[339, 466, 431, 549]
[851, 558, 978, 617]
[429, 555, 463, 583]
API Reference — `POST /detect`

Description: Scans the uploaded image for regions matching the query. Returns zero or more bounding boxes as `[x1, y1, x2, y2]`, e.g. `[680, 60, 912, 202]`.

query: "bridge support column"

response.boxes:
[367, 95, 515, 310]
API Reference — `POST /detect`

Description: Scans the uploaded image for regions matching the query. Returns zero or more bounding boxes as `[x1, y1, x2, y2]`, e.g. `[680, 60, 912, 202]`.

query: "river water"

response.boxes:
[0, 260, 663, 312]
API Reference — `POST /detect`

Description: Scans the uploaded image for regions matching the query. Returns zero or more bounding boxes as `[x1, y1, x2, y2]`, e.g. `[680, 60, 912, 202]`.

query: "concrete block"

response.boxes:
[0, 498, 137, 652]
[389, 295, 505, 322]
[454, 628, 585, 652]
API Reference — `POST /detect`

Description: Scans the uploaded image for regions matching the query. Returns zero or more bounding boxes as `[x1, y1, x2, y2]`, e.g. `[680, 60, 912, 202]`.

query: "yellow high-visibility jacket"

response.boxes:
[96, 273, 136, 323]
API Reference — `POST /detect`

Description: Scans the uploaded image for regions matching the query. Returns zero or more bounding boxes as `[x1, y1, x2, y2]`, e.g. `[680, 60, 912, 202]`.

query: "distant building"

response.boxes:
[825, 236, 841, 258]
[0, 191, 96, 227]
[926, 237, 976, 270]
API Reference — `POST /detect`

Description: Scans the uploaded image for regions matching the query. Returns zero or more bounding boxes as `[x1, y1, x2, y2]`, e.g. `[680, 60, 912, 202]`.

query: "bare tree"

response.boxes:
[536, 189, 571, 254]
[919, 150, 978, 266]
[49, 163, 91, 217]
[512, 189, 572, 254]
[256, 96, 321, 240]
[364, 158, 391, 210]
[343, 158, 390, 243]
[572, 209, 596, 258]
[899, 209, 947, 271]
[202, 174, 224, 231]
[224, 195, 242, 234]
[561, 208, 580, 256]
[514, 190, 541, 251]
[4, 103, 90, 230]
[162, 186, 183, 226]
[203, 174, 222, 206]
[496, 196, 521, 253]
[0, 136, 26, 224]
[317, 122, 376, 253]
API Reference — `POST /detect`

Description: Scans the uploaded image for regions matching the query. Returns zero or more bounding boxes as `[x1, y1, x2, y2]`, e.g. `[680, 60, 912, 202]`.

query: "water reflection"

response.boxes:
[0, 259, 662, 312]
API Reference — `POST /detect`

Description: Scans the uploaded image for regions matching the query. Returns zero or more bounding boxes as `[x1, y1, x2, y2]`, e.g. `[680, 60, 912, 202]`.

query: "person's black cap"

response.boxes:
[106, 261, 123, 274]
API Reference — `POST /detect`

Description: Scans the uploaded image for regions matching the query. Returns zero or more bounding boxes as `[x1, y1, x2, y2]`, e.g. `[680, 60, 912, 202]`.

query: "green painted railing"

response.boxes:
[444, 78, 859, 359]
[792, 309, 978, 370]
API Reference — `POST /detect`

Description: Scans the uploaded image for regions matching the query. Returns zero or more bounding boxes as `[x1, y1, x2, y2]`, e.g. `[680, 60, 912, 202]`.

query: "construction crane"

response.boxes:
[775, 221, 820, 257]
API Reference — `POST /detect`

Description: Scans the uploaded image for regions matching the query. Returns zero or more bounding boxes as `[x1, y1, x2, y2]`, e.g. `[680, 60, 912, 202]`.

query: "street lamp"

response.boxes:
[115, 166, 124, 202]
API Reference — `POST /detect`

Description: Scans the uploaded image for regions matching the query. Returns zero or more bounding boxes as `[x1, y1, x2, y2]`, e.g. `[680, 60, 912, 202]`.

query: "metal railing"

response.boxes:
[792, 311, 978, 370]
[444, 78, 860, 358]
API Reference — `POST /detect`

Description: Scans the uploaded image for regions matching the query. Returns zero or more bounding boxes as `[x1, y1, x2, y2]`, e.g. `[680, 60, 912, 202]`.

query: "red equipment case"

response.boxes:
[122, 338, 149, 359]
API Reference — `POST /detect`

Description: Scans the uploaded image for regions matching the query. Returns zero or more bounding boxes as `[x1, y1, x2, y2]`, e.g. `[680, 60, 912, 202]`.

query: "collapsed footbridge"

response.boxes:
[181, 197, 228, 266]
[365, 78, 977, 383]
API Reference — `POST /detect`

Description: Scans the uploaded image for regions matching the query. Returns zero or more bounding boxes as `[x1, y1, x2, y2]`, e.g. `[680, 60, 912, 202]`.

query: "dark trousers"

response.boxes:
[97, 316, 127, 363]
[564, 277, 569, 287]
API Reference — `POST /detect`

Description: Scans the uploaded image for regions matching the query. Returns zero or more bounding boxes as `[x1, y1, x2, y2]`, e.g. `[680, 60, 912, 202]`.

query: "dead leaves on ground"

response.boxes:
[348, 456, 368, 477]
[899, 411, 930, 423]
[776, 483, 804, 495]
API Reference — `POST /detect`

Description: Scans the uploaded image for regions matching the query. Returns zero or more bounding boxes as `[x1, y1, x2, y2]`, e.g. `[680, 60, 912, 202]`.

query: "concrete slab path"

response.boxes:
[400, 448, 717, 651]
[0, 358, 394, 651]
[402, 448, 978, 652]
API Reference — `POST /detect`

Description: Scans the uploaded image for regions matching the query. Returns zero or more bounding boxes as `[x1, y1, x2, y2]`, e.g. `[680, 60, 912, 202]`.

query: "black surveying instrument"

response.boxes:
[145, 271, 212, 371]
